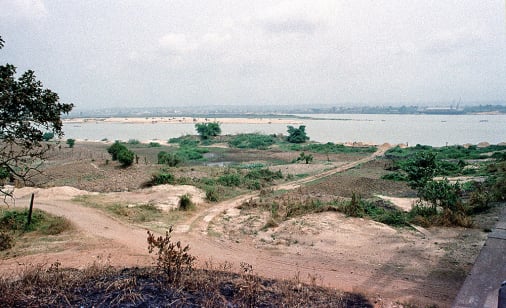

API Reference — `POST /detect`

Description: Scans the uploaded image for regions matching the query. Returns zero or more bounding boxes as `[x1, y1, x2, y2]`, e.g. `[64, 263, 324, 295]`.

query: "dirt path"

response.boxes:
[178, 144, 392, 236]
[1, 144, 468, 306]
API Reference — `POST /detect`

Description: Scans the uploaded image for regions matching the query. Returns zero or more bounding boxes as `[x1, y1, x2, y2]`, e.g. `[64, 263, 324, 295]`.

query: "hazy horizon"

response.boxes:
[1, 1, 505, 109]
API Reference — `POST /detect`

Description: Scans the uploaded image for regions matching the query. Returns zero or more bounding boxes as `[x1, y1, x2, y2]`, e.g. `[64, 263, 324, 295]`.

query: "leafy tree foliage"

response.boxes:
[1, 36, 73, 196]
[195, 122, 221, 140]
[286, 125, 309, 144]
[403, 151, 438, 190]
[418, 179, 462, 213]
[42, 132, 54, 141]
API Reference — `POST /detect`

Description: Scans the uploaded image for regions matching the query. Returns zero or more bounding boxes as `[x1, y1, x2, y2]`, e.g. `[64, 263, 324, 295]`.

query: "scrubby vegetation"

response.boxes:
[380, 144, 506, 227]
[0, 208, 71, 251]
[289, 142, 377, 154]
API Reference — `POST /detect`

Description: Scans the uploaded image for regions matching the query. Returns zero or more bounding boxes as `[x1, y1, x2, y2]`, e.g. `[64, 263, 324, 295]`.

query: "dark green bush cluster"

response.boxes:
[107, 141, 135, 166]
[291, 142, 376, 154]
[178, 194, 193, 211]
[149, 142, 161, 147]
[228, 133, 276, 150]
[42, 132, 54, 141]
[286, 125, 309, 143]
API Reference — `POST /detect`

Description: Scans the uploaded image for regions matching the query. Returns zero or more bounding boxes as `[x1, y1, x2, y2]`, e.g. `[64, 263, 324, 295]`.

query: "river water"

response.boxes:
[63, 114, 506, 147]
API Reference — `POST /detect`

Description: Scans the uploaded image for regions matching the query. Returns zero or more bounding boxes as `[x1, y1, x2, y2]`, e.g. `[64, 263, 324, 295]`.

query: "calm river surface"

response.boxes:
[63, 114, 506, 147]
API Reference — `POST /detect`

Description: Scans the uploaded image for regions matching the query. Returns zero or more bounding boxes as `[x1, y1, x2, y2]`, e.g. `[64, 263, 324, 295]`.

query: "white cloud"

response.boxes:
[0, 0, 47, 21]
[158, 33, 197, 54]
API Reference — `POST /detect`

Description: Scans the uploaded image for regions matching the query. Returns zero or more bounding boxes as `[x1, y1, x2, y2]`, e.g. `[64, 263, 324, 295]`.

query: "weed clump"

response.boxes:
[147, 227, 195, 284]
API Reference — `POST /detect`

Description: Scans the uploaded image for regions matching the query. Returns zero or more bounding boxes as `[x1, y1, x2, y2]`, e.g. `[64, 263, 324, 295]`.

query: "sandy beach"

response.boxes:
[64, 117, 304, 125]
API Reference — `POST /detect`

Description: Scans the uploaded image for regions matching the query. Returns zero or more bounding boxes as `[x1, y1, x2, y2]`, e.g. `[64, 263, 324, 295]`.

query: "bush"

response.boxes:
[205, 187, 219, 202]
[342, 193, 364, 217]
[152, 172, 175, 185]
[42, 132, 54, 141]
[179, 194, 193, 211]
[107, 141, 126, 161]
[149, 142, 161, 147]
[228, 133, 276, 150]
[0, 231, 14, 251]
[66, 139, 75, 148]
[117, 148, 135, 166]
[158, 151, 182, 166]
[218, 173, 242, 187]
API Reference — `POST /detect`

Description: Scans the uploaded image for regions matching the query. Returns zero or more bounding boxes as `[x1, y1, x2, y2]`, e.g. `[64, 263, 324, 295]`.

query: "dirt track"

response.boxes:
[0, 144, 486, 307]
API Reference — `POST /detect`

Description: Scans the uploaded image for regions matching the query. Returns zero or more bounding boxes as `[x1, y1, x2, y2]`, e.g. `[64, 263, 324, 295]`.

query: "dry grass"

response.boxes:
[0, 259, 372, 307]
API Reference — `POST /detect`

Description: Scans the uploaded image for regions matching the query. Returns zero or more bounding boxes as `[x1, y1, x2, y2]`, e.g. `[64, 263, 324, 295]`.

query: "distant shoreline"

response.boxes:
[64, 117, 304, 125]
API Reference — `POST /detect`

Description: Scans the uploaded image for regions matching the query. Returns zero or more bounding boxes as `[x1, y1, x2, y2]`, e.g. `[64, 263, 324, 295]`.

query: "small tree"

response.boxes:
[1, 36, 73, 196]
[195, 122, 221, 140]
[296, 152, 313, 164]
[286, 125, 309, 143]
[66, 139, 75, 148]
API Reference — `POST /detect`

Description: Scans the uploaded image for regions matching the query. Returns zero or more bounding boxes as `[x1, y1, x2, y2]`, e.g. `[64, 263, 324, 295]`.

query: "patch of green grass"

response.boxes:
[228, 133, 276, 150]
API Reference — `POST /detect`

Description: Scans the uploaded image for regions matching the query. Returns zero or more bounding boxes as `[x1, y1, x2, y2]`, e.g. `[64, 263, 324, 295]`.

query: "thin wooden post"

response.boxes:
[26, 193, 34, 227]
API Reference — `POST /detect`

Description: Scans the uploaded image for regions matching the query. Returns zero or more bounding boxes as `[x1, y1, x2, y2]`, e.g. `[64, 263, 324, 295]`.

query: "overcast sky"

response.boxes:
[1, 0, 505, 109]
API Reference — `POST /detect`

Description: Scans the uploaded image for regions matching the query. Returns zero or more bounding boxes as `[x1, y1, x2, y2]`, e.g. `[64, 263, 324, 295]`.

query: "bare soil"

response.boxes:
[1, 142, 498, 307]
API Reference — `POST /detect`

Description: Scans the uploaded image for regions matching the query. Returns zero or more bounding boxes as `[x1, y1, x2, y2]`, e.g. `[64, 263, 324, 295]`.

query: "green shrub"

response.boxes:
[245, 168, 283, 182]
[149, 142, 161, 147]
[66, 138, 75, 148]
[341, 193, 364, 217]
[117, 148, 135, 166]
[152, 173, 175, 185]
[42, 132, 54, 141]
[107, 141, 127, 161]
[158, 151, 182, 166]
[205, 187, 219, 202]
[218, 173, 242, 187]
